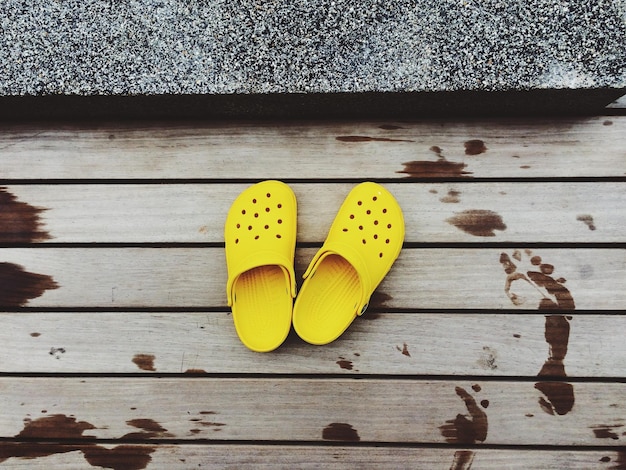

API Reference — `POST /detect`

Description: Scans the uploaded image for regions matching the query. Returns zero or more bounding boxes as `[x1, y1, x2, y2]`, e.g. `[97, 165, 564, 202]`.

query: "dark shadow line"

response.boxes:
[0, 372, 624, 383]
[1, 176, 626, 185]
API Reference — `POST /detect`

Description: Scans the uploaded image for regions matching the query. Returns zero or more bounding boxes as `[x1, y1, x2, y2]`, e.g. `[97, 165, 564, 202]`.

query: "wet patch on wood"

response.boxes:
[0, 187, 51, 243]
[132, 354, 156, 372]
[122, 419, 172, 440]
[322, 423, 360, 442]
[0, 414, 156, 469]
[369, 291, 392, 309]
[577, 214, 597, 231]
[396, 343, 411, 357]
[184, 369, 208, 374]
[592, 424, 623, 440]
[478, 346, 498, 370]
[0, 262, 58, 306]
[440, 386, 488, 444]
[447, 210, 506, 237]
[464, 139, 487, 155]
[398, 158, 472, 178]
[336, 135, 414, 143]
[398, 145, 472, 178]
[378, 124, 404, 130]
[336, 357, 354, 370]
[450, 450, 475, 470]
[440, 190, 461, 203]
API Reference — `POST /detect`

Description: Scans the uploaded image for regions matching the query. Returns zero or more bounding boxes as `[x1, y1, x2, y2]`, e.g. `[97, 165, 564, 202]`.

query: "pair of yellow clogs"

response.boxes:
[225, 181, 404, 352]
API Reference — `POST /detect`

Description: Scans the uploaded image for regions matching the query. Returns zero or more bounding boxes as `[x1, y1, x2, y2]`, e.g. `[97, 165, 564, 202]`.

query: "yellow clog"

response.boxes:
[225, 181, 297, 352]
[293, 182, 404, 345]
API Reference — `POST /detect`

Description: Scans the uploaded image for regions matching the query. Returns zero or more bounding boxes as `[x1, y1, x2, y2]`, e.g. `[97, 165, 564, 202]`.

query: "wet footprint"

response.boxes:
[499, 250, 575, 415]
[439, 385, 488, 444]
[499, 249, 574, 310]
[440, 385, 489, 469]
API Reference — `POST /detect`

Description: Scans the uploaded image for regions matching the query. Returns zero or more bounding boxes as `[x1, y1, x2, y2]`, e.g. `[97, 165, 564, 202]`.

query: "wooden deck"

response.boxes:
[0, 111, 625, 468]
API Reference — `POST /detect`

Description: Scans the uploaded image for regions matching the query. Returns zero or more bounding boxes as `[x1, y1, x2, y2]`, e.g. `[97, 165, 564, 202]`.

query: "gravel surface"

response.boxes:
[1, 0, 625, 95]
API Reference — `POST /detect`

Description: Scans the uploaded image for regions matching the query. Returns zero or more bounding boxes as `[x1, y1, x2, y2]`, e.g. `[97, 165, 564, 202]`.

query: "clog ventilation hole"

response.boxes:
[234, 192, 284, 244]
[341, 195, 393, 259]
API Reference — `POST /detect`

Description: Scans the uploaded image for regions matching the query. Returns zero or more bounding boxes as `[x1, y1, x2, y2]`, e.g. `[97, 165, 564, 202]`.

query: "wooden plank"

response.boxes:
[0, 117, 624, 179]
[607, 93, 626, 109]
[2, 312, 624, 378]
[0, 378, 623, 445]
[0, 444, 621, 469]
[4, 182, 625, 243]
[0, 248, 623, 309]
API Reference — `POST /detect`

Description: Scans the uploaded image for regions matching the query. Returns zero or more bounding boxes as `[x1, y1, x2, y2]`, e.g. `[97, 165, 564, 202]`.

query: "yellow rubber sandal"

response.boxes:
[225, 181, 297, 352]
[293, 182, 404, 345]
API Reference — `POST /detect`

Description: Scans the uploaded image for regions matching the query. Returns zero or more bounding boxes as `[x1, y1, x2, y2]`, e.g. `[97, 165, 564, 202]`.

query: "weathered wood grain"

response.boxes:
[0, 378, 623, 445]
[3, 182, 625, 243]
[0, 117, 624, 179]
[0, 248, 622, 309]
[0, 445, 621, 469]
[2, 312, 624, 378]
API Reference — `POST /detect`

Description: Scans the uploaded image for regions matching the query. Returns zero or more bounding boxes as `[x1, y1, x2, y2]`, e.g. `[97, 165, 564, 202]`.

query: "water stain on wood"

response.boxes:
[17, 414, 96, 439]
[336, 135, 414, 143]
[614, 451, 626, 469]
[577, 214, 597, 231]
[450, 450, 475, 470]
[0, 262, 59, 306]
[398, 343, 411, 357]
[184, 368, 208, 374]
[378, 124, 404, 130]
[478, 346, 498, 370]
[49, 347, 67, 359]
[30, 332, 41, 337]
[336, 357, 353, 370]
[480, 400, 490, 408]
[0, 187, 51, 243]
[520, 165, 531, 169]
[132, 354, 155, 372]
[603, 120, 613, 126]
[322, 423, 360, 442]
[464, 139, 487, 155]
[447, 210, 506, 237]
[592, 425, 623, 440]
[398, 158, 472, 178]
[0, 414, 156, 469]
[82, 445, 156, 470]
[121, 418, 173, 439]
[472, 384, 482, 393]
[370, 291, 392, 308]
[440, 386, 488, 444]
[199, 420, 226, 428]
[126, 419, 167, 434]
[440, 190, 461, 203]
